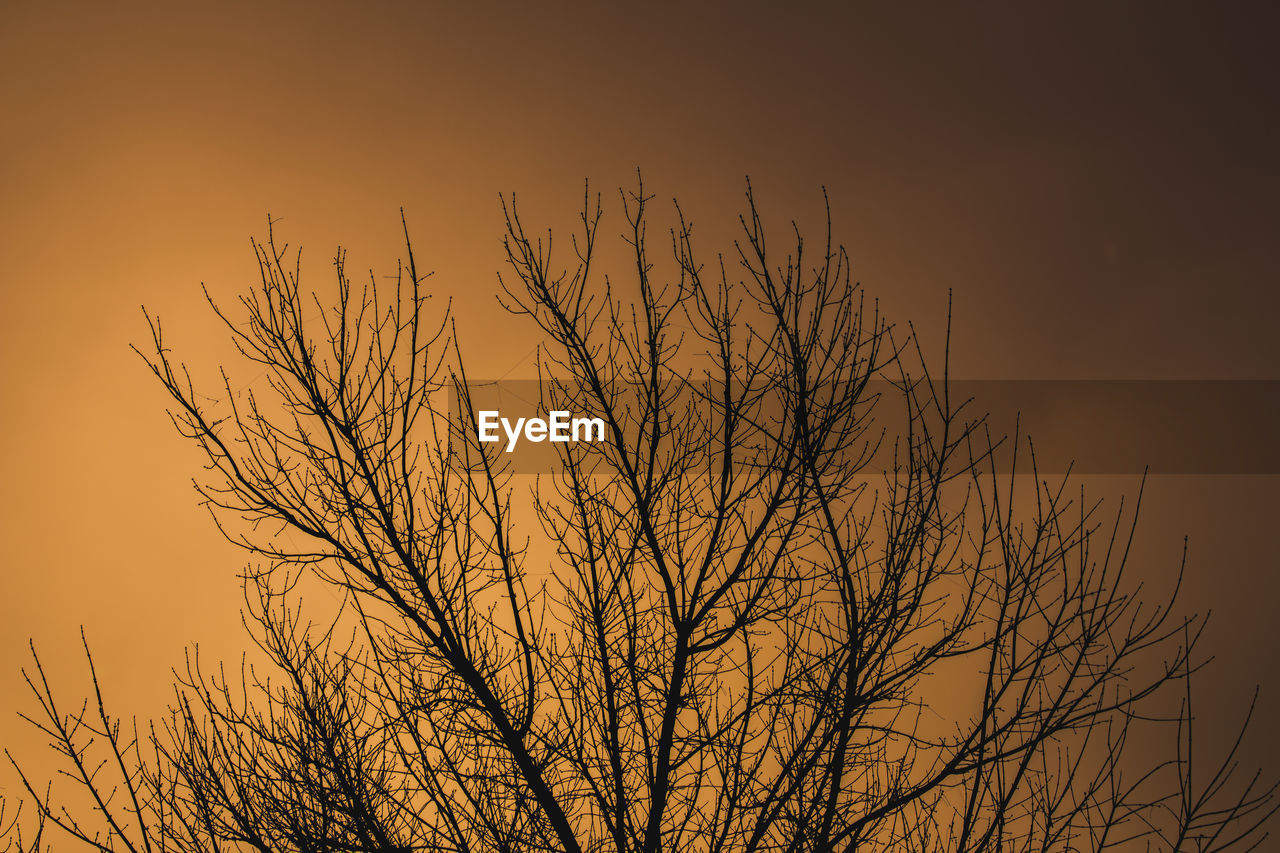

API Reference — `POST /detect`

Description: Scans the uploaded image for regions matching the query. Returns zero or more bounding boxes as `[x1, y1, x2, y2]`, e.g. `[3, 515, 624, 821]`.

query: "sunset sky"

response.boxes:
[3, 0, 1277, 787]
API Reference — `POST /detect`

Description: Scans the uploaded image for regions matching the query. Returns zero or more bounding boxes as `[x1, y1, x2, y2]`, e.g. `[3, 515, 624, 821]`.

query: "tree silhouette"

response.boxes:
[4, 181, 1275, 852]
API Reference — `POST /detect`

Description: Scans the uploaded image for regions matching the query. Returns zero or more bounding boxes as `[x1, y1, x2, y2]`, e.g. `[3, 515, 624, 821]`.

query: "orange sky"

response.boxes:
[2, 0, 1277, 793]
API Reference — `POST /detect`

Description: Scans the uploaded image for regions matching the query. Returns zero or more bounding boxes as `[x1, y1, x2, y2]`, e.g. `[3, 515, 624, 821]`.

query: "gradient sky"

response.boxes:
[3, 0, 1277, 789]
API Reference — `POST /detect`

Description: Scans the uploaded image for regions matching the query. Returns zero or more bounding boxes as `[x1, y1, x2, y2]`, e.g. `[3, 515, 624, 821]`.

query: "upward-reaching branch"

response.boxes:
[5, 183, 1273, 853]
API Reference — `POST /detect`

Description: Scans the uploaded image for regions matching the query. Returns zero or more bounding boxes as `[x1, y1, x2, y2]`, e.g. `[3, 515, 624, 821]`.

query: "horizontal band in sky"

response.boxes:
[447, 380, 1280, 476]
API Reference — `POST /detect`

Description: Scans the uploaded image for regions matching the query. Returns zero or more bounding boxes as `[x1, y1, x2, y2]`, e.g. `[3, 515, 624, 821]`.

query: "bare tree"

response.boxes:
[5, 180, 1276, 853]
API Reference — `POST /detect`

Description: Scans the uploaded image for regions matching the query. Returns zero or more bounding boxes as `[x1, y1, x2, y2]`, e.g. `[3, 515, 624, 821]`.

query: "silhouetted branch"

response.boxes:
[5, 183, 1273, 853]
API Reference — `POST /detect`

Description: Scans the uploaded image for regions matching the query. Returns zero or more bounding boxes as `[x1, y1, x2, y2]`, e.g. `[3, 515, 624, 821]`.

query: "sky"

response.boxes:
[2, 0, 1278, 798]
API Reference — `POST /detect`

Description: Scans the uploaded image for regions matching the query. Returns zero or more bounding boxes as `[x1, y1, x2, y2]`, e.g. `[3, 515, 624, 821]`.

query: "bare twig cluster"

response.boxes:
[5, 182, 1274, 853]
